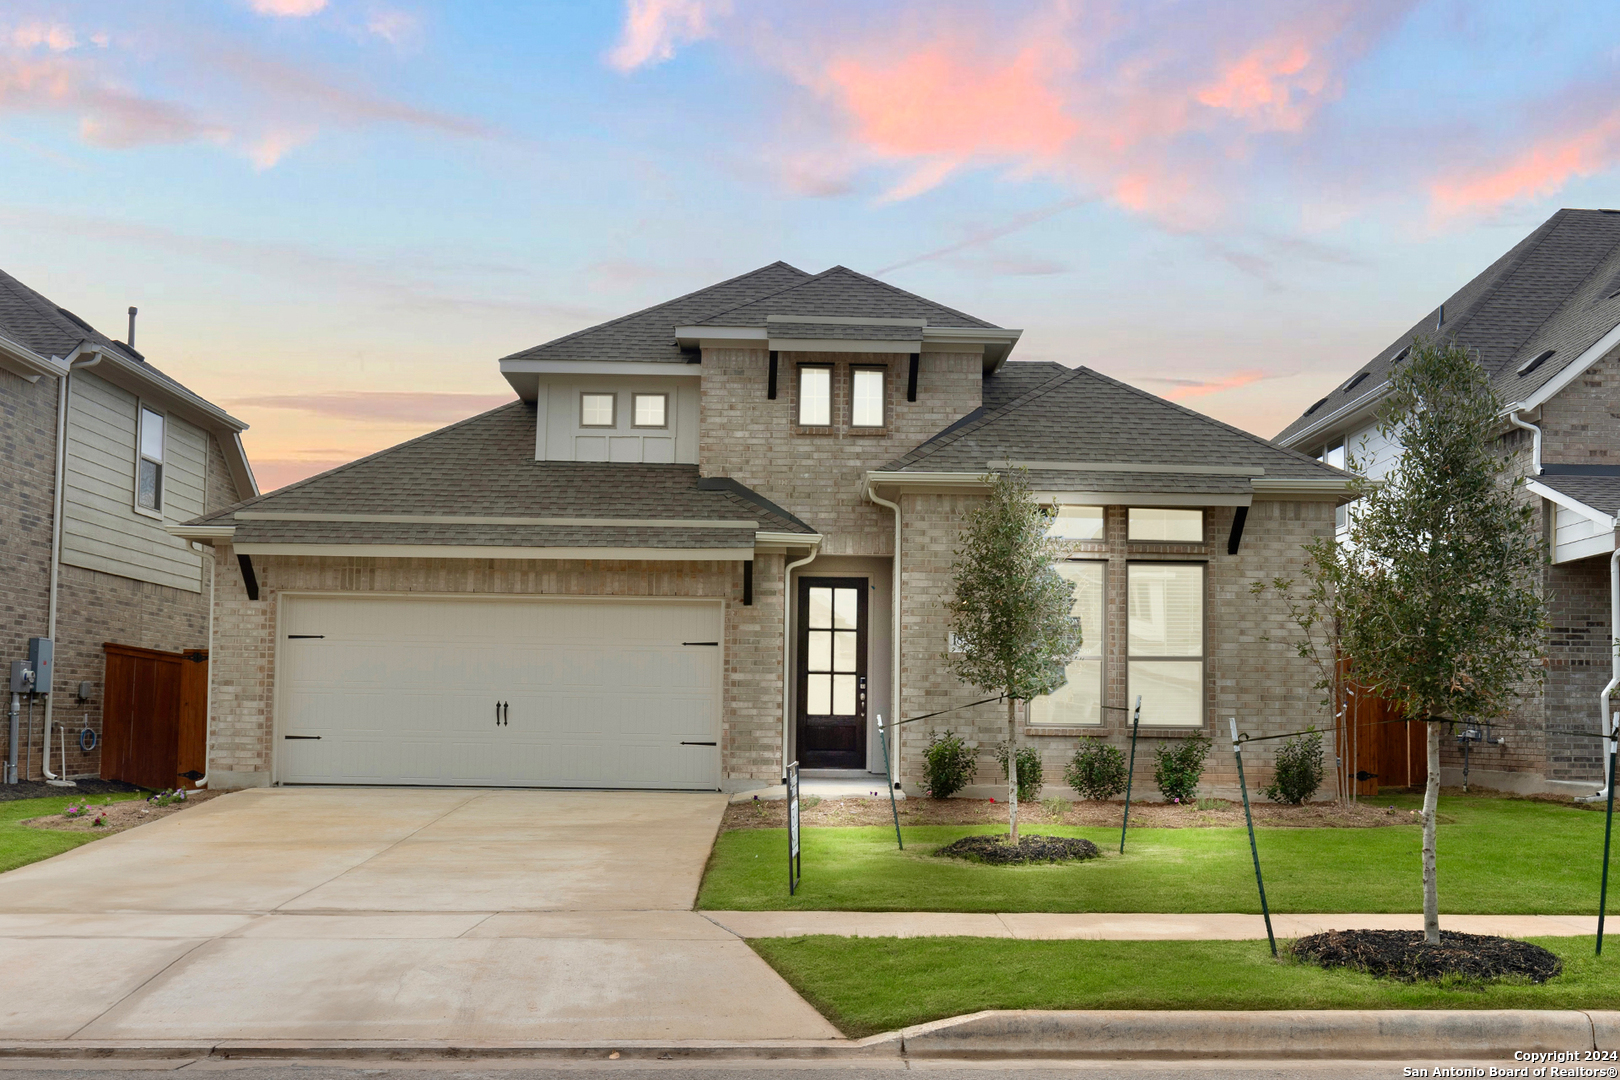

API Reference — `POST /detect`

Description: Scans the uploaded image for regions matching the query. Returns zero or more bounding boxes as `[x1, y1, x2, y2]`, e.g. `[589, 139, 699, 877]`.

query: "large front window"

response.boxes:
[1128, 562, 1205, 727]
[1031, 560, 1105, 726]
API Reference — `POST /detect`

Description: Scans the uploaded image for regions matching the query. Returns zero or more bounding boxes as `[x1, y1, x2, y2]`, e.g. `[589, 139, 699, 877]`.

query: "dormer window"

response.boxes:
[136, 405, 164, 514]
[799, 366, 831, 426]
[580, 392, 616, 428]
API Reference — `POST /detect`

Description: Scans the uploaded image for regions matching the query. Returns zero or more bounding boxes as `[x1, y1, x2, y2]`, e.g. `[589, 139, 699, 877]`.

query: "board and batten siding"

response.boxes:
[61, 370, 206, 592]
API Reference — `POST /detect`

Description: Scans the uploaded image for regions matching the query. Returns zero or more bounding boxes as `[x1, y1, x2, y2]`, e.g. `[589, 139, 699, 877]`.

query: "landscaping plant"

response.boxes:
[1261, 728, 1325, 805]
[922, 730, 978, 799]
[946, 468, 1083, 841]
[1065, 737, 1128, 801]
[1153, 732, 1210, 803]
[1272, 339, 1545, 944]
[995, 742, 1044, 803]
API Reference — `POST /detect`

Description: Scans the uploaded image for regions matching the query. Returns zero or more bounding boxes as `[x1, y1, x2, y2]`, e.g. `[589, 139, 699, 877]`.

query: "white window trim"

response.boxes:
[631, 392, 669, 430]
[1126, 560, 1207, 729]
[850, 366, 886, 428]
[579, 391, 617, 429]
[134, 401, 166, 520]
[797, 364, 833, 427]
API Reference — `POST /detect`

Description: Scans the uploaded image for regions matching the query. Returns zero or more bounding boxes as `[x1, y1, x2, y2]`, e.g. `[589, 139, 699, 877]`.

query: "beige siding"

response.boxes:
[61, 370, 204, 592]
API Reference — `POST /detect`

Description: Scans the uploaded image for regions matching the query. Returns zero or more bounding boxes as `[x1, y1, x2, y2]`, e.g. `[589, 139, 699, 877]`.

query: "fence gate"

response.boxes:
[101, 643, 208, 791]
[1338, 683, 1423, 796]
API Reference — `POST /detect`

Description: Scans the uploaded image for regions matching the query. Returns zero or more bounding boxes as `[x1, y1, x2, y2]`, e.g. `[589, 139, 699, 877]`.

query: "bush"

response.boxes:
[1064, 737, 1128, 801]
[1154, 732, 1210, 803]
[995, 742, 1045, 802]
[1261, 728, 1325, 804]
[923, 730, 978, 799]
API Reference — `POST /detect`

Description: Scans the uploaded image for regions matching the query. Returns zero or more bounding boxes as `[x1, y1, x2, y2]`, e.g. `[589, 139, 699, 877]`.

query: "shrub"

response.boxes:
[923, 730, 978, 799]
[1154, 732, 1210, 803]
[1064, 737, 1128, 801]
[1261, 728, 1325, 804]
[995, 742, 1044, 802]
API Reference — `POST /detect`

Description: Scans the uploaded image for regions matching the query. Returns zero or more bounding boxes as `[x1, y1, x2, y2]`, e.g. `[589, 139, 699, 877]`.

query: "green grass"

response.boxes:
[751, 935, 1620, 1037]
[700, 794, 1613, 913]
[0, 793, 142, 874]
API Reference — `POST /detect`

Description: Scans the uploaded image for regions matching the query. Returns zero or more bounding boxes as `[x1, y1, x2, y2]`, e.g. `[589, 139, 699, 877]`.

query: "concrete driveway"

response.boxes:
[0, 787, 838, 1045]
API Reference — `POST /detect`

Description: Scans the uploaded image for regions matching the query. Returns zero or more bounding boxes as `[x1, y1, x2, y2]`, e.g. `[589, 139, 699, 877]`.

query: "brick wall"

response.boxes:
[698, 348, 981, 555]
[204, 548, 785, 789]
[0, 369, 59, 776]
[1540, 347, 1620, 463]
[893, 495, 1339, 800]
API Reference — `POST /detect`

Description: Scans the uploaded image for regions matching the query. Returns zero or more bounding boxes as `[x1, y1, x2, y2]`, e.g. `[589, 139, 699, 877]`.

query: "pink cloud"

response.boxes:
[250, 0, 328, 16]
[252, 457, 353, 492]
[232, 391, 513, 423]
[1431, 111, 1620, 217]
[10, 23, 77, 52]
[0, 52, 226, 149]
[366, 8, 423, 49]
[607, 0, 727, 73]
[1139, 369, 1286, 400]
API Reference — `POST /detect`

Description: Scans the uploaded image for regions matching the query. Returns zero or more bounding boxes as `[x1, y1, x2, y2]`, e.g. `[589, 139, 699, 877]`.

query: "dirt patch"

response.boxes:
[1293, 928, 1563, 984]
[935, 833, 1101, 865]
[723, 795, 1423, 831]
[23, 790, 223, 836]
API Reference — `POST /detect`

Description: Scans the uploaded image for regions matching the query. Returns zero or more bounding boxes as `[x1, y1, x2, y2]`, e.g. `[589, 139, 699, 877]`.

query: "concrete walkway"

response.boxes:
[704, 910, 1602, 939]
[0, 787, 838, 1044]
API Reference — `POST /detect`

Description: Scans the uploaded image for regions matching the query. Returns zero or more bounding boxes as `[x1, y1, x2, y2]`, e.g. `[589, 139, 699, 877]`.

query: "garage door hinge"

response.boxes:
[682, 641, 719, 646]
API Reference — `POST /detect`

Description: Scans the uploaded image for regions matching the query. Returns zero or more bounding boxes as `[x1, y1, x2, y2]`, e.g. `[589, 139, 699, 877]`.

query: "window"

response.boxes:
[580, 392, 616, 428]
[1128, 563, 1204, 727]
[1128, 507, 1203, 542]
[851, 368, 884, 427]
[136, 406, 164, 513]
[632, 393, 667, 428]
[1031, 561, 1105, 726]
[798, 366, 831, 426]
[1046, 505, 1104, 540]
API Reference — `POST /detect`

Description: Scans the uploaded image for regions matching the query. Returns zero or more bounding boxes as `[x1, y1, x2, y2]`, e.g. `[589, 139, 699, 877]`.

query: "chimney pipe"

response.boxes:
[127, 306, 137, 348]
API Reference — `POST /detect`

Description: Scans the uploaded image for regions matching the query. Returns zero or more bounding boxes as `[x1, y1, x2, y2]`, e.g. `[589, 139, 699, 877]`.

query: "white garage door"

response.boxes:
[276, 595, 722, 789]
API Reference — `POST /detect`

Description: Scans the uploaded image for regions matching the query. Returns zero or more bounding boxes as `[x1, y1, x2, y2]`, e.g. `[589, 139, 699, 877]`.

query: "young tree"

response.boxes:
[1295, 340, 1545, 943]
[947, 468, 1083, 842]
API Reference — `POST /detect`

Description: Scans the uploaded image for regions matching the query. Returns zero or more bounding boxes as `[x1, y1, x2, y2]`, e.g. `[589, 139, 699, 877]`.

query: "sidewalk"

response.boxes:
[703, 910, 1601, 940]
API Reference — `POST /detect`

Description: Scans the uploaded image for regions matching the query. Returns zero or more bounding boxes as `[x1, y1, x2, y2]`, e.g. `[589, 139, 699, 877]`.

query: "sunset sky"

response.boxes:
[4, 1, 1619, 490]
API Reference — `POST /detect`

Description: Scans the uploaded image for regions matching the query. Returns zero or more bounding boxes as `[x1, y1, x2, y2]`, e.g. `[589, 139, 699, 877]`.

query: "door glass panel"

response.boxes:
[808, 587, 833, 629]
[808, 630, 832, 670]
[832, 674, 857, 716]
[833, 630, 857, 671]
[833, 588, 857, 629]
[807, 674, 832, 715]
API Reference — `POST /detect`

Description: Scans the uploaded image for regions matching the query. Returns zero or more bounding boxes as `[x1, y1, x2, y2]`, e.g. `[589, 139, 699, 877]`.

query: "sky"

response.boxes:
[4, 2, 1620, 491]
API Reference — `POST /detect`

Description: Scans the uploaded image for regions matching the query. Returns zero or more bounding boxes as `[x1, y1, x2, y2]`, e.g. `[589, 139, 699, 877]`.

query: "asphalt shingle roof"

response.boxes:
[1533, 473, 1620, 518]
[1277, 209, 1620, 446]
[191, 401, 815, 548]
[700, 266, 999, 329]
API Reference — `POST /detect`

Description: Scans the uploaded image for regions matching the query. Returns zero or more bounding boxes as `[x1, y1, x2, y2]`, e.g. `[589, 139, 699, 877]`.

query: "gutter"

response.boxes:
[865, 480, 903, 790]
[1506, 411, 1542, 475]
[782, 544, 821, 783]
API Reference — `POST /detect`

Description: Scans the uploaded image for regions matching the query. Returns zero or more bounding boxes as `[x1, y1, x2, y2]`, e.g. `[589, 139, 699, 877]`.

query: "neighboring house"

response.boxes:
[1277, 208, 1620, 797]
[0, 269, 255, 787]
[181, 263, 1351, 796]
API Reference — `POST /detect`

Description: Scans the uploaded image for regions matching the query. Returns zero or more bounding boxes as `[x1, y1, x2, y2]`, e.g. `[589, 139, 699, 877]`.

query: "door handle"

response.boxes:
[502, 701, 509, 726]
[496, 701, 501, 727]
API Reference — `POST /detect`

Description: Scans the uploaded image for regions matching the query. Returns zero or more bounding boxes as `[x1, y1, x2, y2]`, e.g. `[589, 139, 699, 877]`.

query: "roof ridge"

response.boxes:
[1441, 209, 1591, 370]
[819, 265, 1001, 328]
[699, 263, 999, 328]
[498, 261, 809, 362]
[892, 365, 1084, 469]
[695, 264, 849, 324]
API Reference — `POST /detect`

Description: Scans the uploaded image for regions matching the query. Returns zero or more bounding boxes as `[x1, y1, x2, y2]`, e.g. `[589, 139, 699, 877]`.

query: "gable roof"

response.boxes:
[694, 265, 999, 330]
[1277, 209, 1620, 448]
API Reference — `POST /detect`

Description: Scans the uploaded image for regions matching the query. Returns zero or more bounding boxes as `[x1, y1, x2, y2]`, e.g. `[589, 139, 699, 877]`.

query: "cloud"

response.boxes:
[251, 457, 354, 492]
[232, 391, 514, 424]
[0, 51, 228, 149]
[607, 0, 727, 72]
[366, 8, 424, 49]
[250, 0, 328, 16]
[1431, 110, 1620, 217]
[11, 23, 77, 51]
[1136, 369, 1290, 401]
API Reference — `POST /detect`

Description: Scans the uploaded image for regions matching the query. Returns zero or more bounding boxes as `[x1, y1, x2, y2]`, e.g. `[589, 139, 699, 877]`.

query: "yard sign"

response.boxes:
[787, 760, 802, 895]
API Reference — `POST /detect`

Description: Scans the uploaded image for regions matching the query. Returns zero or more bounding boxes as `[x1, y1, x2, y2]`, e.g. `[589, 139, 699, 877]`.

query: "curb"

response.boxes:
[1, 1011, 1614, 1062]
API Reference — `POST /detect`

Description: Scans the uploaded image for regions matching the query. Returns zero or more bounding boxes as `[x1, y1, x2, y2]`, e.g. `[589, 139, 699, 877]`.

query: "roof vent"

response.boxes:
[55, 307, 94, 334]
[1516, 349, 1556, 377]
[1304, 396, 1329, 417]
[1435, 304, 1444, 330]
[1391, 345, 1411, 364]
[1342, 372, 1369, 393]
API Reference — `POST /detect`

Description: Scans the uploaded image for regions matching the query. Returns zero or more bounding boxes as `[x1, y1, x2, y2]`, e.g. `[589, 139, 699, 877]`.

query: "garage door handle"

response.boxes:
[284, 735, 321, 740]
[681, 741, 717, 746]
[682, 641, 719, 646]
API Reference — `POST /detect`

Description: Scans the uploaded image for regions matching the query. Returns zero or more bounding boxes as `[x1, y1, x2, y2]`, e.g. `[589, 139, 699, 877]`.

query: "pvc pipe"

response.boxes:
[40, 693, 56, 781]
[1507, 410, 1542, 476]
[866, 481, 903, 790]
[782, 546, 820, 783]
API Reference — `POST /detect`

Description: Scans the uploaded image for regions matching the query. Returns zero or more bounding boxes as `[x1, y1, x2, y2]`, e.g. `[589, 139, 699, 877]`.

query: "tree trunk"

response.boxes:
[1007, 696, 1019, 844]
[1422, 717, 1441, 944]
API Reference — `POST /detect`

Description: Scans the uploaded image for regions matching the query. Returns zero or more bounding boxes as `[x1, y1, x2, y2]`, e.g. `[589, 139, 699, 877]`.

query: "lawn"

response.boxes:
[0, 793, 143, 874]
[699, 793, 1612, 914]
[751, 935, 1620, 1037]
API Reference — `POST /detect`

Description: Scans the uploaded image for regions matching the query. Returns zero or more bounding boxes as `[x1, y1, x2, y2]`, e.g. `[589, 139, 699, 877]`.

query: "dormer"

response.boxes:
[500, 360, 700, 463]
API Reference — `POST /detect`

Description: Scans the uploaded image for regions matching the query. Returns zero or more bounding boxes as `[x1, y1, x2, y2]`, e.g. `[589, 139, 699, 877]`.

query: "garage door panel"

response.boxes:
[278, 596, 721, 789]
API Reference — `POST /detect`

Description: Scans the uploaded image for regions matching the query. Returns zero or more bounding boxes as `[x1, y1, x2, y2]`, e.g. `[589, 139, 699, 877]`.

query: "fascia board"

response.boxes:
[767, 315, 925, 327]
[91, 349, 247, 433]
[755, 530, 822, 547]
[674, 326, 766, 347]
[166, 524, 237, 541]
[1511, 321, 1620, 412]
[1526, 479, 1617, 529]
[234, 511, 760, 528]
[922, 326, 1022, 344]
[1036, 490, 1253, 508]
[231, 431, 259, 498]
[991, 459, 1266, 476]
[866, 470, 991, 487]
[0, 332, 65, 381]
[232, 543, 752, 561]
[1250, 477, 1357, 495]
[500, 358, 706, 377]
[769, 338, 920, 354]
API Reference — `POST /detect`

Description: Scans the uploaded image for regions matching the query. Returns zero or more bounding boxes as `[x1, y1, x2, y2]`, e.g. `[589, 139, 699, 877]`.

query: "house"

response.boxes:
[180, 263, 1351, 796]
[1276, 208, 1620, 797]
[0, 269, 256, 788]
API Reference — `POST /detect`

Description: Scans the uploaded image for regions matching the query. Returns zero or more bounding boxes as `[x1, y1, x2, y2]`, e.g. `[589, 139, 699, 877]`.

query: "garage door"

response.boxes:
[276, 595, 722, 789]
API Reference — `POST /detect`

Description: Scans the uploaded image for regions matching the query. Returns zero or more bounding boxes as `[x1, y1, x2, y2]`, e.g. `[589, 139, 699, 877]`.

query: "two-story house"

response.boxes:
[1277, 208, 1620, 798]
[0, 268, 255, 788]
[182, 264, 1350, 797]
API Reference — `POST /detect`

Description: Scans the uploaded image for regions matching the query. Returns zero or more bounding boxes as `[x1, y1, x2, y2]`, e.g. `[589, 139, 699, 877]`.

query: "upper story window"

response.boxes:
[1046, 505, 1104, 540]
[851, 368, 885, 427]
[633, 393, 667, 429]
[580, 392, 616, 428]
[136, 406, 164, 514]
[799, 366, 831, 426]
[1128, 507, 1203, 542]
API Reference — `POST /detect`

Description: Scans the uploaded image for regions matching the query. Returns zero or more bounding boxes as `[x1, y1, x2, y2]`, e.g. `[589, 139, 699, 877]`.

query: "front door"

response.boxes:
[796, 577, 868, 769]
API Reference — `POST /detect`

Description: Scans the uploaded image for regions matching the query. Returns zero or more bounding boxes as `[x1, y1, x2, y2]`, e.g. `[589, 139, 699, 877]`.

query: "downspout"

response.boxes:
[866, 481, 903, 791]
[1507, 410, 1542, 476]
[782, 545, 819, 783]
[1580, 548, 1620, 802]
[188, 541, 217, 790]
[43, 348, 103, 781]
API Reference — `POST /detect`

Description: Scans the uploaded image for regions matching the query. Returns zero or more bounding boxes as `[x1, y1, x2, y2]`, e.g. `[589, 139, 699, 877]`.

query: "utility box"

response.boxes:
[27, 638, 52, 694]
[9, 661, 34, 695]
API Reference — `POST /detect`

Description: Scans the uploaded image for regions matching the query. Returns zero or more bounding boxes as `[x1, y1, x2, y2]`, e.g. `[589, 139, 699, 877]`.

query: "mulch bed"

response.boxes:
[1292, 929, 1563, 984]
[0, 778, 141, 803]
[935, 833, 1102, 865]
[22, 789, 223, 835]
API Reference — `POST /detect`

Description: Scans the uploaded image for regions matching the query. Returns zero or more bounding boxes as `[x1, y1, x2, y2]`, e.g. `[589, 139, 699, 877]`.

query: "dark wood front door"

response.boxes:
[796, 577, 868, 769]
